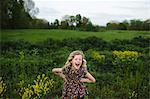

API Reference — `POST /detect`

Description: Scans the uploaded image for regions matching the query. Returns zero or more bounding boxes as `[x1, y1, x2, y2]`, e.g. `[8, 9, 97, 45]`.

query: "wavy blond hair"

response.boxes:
[63, 50, 87, 69]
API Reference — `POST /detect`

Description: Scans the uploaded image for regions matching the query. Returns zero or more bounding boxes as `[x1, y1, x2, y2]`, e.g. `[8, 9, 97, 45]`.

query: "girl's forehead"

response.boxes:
[74, 54, 83, 58]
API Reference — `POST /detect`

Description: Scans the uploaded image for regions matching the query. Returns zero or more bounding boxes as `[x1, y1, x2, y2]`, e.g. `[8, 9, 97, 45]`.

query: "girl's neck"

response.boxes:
[71, 66, 81, 71]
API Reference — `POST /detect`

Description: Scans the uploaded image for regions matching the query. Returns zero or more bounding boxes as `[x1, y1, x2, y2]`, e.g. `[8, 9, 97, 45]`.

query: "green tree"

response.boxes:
[0, 0, 40, 29]
[118, 23, 127, 30]
[106, 21, 119, 30]
[82, 16, 89, 26]
[76, 14, 82, 27]
[23, 0, 39, 18]
[0, 0, 11, 28]
[60, 20, 69, 29]
[52, 19, 59, 29]
[142, 19, 150, 30]
[32, 18, 49, 29]
[128, 19, 138, 30]
[122, 20, 129, 29]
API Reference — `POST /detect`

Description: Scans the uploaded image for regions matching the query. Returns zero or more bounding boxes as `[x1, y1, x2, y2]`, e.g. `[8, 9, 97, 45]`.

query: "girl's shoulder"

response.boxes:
[62, 66, 71, 73]
[79, 67, 88, 75]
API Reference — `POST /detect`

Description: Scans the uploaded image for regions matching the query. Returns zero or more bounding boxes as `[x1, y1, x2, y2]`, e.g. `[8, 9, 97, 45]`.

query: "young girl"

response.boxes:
[52, 50, 96, 99]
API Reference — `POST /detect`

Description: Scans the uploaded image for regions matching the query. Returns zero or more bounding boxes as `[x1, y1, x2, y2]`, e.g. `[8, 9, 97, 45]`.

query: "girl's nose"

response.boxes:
[77, 60, 80, 62]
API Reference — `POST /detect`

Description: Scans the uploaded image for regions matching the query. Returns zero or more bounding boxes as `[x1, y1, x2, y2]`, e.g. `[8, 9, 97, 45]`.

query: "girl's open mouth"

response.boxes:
[75, 63, 80, 67]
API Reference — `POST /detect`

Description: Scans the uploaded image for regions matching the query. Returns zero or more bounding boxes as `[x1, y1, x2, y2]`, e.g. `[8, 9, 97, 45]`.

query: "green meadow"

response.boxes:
[1, 0, 150, 98]
[1, 29, 150, 98]
[1, 29, 149, 42]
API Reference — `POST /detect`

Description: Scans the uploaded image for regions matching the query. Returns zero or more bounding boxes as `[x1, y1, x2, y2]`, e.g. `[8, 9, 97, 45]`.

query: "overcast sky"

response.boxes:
[33, 0, 150, 26]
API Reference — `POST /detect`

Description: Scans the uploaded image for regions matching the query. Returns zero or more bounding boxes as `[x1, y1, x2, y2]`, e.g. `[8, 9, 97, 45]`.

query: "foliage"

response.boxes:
[0, 77, 7, 97]
[112, 50, 140, 59]
[0, 36, 149, 98]
[18, 74, 54, 99]
[106, 19, 150, 31]
[112, 50, 140, 76]
[92, 51, 105, 62]
[50, 14, 100, 32]
[0, 0, 50, 29]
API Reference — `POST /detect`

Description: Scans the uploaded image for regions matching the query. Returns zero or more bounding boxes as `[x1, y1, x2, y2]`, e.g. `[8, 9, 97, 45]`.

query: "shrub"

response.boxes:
[0, 77, 7, 97]
[18, 74, 54, 99]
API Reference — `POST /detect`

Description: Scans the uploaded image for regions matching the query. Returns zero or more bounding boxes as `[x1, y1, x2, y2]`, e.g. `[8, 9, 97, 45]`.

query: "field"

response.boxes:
[1, 29, 150, 42]
[0, 29, 150, 98]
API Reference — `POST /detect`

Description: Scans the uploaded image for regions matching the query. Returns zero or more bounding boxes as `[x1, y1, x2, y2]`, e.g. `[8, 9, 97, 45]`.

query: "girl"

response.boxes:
[52, 50, 96, 99]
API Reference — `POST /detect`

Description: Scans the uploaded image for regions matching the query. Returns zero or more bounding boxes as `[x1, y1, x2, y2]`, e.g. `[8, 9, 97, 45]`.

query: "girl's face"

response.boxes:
[71, 54, 83, 70]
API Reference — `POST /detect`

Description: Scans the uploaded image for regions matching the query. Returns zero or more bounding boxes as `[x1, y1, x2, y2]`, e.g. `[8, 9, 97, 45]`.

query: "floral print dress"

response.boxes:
[62, 66, 88, 98]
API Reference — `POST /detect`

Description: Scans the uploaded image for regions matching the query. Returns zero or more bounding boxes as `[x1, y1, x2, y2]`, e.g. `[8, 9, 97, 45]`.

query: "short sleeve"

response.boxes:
[62, 67, 70, 76]
[62, 67, 66, 75]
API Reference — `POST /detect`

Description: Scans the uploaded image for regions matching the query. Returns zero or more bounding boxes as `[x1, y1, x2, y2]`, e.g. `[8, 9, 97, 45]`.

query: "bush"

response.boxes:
[0, 36, 149, 98]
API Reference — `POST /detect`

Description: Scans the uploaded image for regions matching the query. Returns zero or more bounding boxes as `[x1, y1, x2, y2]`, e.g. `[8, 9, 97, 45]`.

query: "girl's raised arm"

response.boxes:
[52, 68, 63, 74]
[52, 68, 66, 80]
[80, 72, 96, 83]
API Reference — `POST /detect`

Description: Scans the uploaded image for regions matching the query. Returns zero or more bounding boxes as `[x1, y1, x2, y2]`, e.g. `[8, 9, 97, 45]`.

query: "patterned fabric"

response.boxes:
[62, 66, 88, 98]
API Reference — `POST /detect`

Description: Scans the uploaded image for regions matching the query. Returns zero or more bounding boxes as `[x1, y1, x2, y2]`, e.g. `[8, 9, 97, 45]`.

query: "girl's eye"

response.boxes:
[74, 58, 82, 61]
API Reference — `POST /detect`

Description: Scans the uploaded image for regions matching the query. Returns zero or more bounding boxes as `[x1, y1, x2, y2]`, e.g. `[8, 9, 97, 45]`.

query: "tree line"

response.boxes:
[1, 0, 49, 29]
[49, 14, 100, 32]
[106, 19, 150, 31]
[1, 0, 149, 31]
[48, 15, 150, 31]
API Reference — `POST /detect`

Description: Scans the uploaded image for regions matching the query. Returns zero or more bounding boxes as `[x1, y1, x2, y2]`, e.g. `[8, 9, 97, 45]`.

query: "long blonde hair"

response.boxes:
[63, 50, 87, 69]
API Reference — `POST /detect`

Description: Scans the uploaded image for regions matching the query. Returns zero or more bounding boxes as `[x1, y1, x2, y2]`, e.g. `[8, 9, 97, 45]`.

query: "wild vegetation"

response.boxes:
[0, 34, 149, 98]
[1, 0, 150, 98]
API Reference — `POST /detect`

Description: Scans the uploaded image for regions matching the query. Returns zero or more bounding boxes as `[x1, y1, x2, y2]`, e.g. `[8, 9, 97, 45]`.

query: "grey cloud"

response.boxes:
[34, 0, 149, 26]
[39, 7, 60, 15]
[90, 13, 134, 26]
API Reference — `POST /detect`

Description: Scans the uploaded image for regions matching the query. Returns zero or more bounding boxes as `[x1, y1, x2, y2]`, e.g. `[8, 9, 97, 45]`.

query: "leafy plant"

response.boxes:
[0, 77, 7, 97]
[18, 74, 54, 99]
